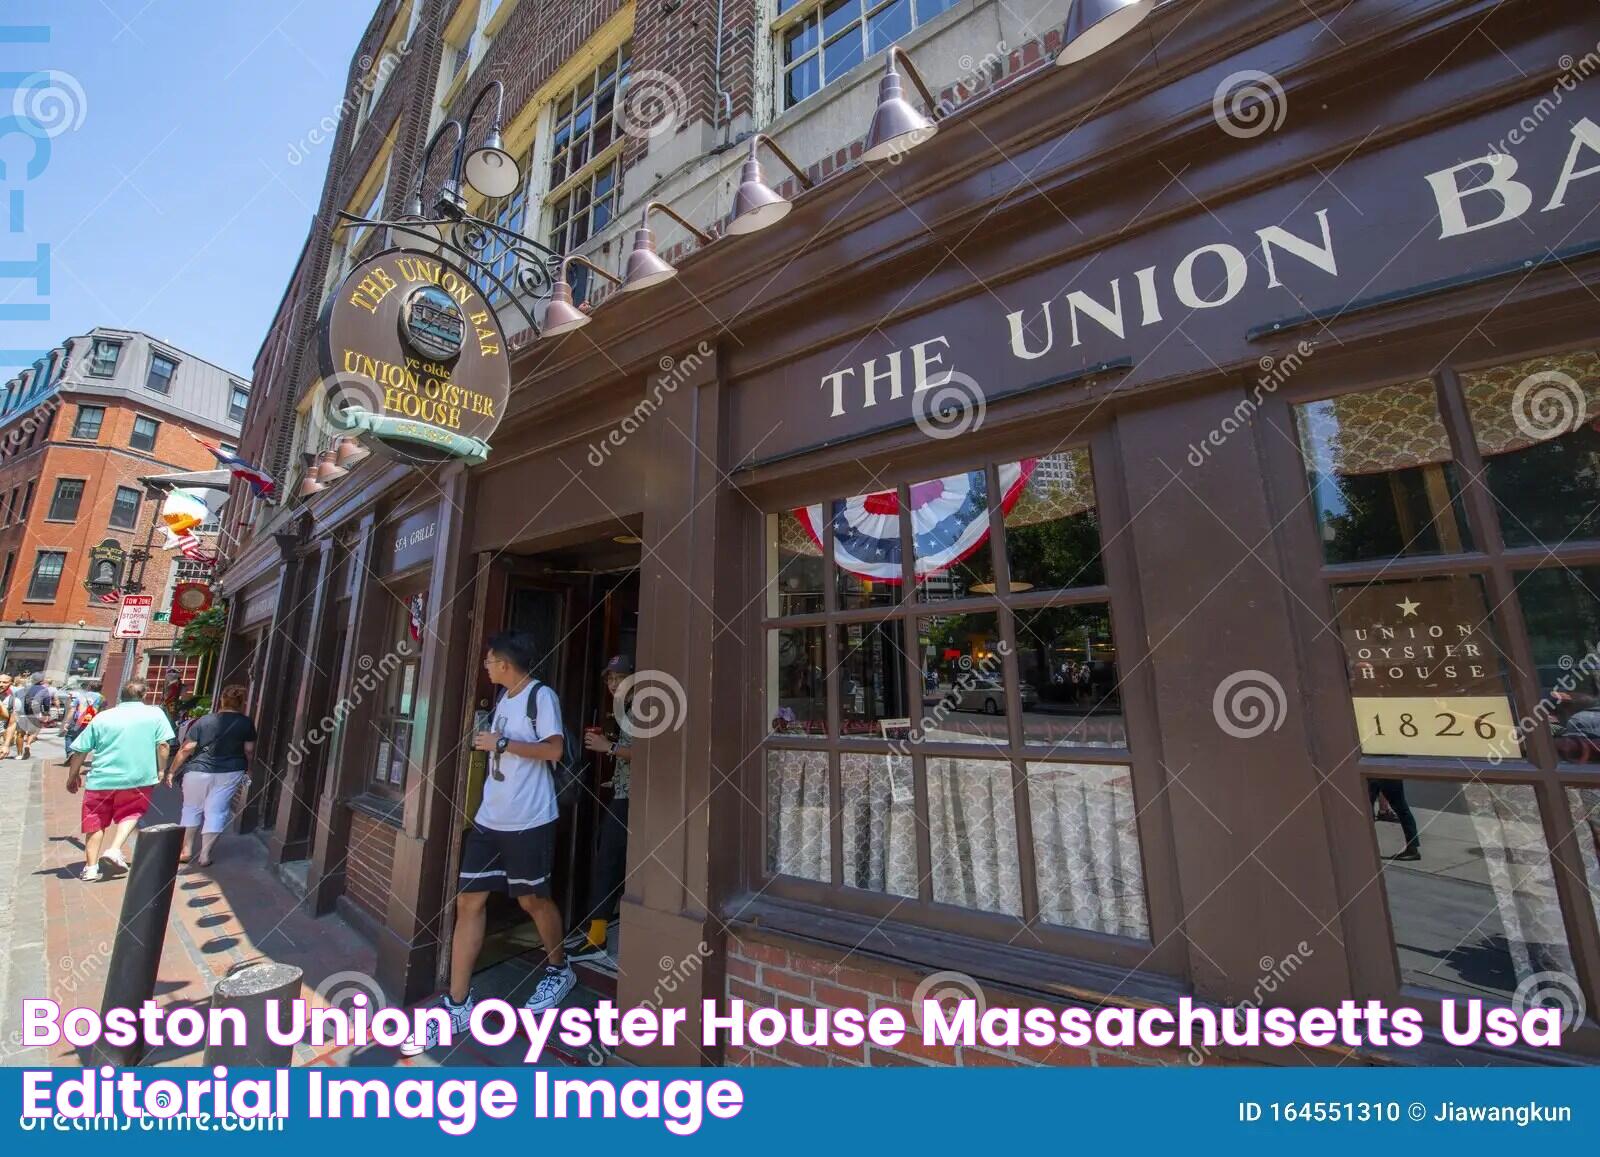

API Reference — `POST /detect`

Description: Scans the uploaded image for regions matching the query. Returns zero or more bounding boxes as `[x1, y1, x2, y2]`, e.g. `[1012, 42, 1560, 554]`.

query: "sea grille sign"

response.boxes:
[318, 248, 510, 465]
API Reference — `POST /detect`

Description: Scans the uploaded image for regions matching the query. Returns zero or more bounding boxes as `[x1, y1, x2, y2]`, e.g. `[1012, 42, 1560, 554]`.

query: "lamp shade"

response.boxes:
[862, 59, 937, 162]
[334, 435, 371, 469]
[621, 226, 677, 291]
[315, 449, 349, 483]
[298, 474, 326, 499]
[464, 127, 521, 198]
[1057, 0, 1158, 66]
[727, 157, 791, 236]
[542, 278, 591, 337]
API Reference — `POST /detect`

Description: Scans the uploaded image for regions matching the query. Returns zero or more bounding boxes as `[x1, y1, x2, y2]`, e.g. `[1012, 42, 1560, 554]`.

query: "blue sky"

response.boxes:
[2, 1, 378, 379]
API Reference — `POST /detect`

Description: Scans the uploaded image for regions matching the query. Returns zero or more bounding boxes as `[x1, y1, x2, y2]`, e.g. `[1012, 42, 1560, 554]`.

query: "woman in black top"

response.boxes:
[164, 685, 257, 868]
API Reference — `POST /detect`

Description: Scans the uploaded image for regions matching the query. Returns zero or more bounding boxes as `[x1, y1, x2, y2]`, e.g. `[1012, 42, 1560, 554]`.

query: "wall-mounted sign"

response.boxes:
[388, 507, 439, 575]
[170, 581, 213, 627]
[113, 594, 154, 639]
[83, 539, 125, 598]
[318, 248, 510, 465]
[1334, 576, 1518, 759]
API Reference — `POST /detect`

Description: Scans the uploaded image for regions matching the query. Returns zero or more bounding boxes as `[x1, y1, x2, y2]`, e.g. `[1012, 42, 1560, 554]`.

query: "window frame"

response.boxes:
[227, 383, 250, 424]
[365, 577, 426, 801]
[144, 349, 178, 394]
[747, 426, 1183, 974]
[87, 338, 121, 378]
[773, 0, 960, 111]
[129, 414, 160, 452]
[44, 477, 86, 523]
[542, 40, 631, 303]
[108, 485, 142, 531]
[24, 549, 65, 602]
[71, 404, 105, 440]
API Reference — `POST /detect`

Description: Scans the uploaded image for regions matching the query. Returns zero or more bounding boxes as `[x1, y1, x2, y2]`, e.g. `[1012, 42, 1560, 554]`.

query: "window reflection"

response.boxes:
[767, 510, 824, 616]
[1003, 451, 1104, 590]
[916, 612, 1007, 747]
[838, 620, 911, 736]
[1295, 382, 1472, 564]
[768, 626, 827, 736]
[1566, 787, 1600, 934]
[1514, 567, 1600, 765]
[1463, 351, 1600, 548]
[1373, 779, 1575, 1002]
[1014, 604, 1125, 747]
[804, 494, 900, 610]
[912, 469, 995, 603]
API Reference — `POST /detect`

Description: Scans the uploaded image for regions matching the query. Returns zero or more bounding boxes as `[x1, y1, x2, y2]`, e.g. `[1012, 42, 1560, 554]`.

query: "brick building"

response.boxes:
[0, 327, 248, 686]
[221, 0, 1600, 1067]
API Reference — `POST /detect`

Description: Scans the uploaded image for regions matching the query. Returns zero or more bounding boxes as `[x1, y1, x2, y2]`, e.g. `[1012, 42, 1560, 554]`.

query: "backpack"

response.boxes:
[498, 679, 585, 808]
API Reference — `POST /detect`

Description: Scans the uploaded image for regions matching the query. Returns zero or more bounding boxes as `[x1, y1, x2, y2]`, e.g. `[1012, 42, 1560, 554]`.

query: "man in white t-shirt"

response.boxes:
[403, 631, 575, 1055]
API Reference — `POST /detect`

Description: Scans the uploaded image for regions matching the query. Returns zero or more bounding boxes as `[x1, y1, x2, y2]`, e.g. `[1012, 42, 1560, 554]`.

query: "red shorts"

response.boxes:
[81, 786, 154, 834]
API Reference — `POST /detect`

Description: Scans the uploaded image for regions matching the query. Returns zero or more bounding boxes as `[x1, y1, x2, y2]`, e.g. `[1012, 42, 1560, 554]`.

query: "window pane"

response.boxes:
[927, 755, 1021, 916]
[838, 620, 912, 736]
[916, 612, 1009, 747]
[768, 511, 825, 616]
[27, 551, 64, 600]
[841, 752, 917, 896]
[823, 27, 864, 83]
[1003, 451, 1104, 590]
[1373, 780, 1574, 1002]
[1462, 351, 1600, 547]
[822, 0, 860, 40]
[1566, 787, 1600, 937]
[146, 355, 175, 393]
[1333, 575, 1520, 760]
[1015, 604, 1126, 748]
[72, 406, 104, 438]
[110, 486, 141, 529]
[867, 0, 911, 52]
[767, 748, 831, 881]
[784, 16, 818, 62]
[823, 491, 901, 610]
[917, 0, 959, 19]
[911, 469, 995, 602]
[769, 625, 827, 735]
[47, 479, 83, 521]
[1027, 761, 1148, 938]
[1514, 567, 1600, 765]
[785, 55, 820, 106]
[1295, 382, 1472, 564]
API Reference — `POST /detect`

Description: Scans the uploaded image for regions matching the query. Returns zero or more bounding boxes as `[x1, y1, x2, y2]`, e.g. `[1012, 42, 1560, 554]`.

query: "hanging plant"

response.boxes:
[176, 606, 227, 658]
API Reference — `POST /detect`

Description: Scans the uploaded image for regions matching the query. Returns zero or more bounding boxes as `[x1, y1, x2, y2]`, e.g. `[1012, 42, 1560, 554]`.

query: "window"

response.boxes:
[25, 550, 64, 601]
[471, 150, 531, 304]
[1289, 347, 1600, 1012]
[761, 448, 1157, 949]
[45, 478, 84, 522]
[71, 405, 105, 439]
[68, 642, 104, 678]
[545, 41, 630, 305]
[776, 0, 960, 109]
[145, 352, 177, 394]
[228, 383, 250, 424]
[109, 485, 141, 530]
[19, 480, 33, 519]
[370, 584, 423, 798]
[130, 415, 159, 452]
[88, 338, 120, 377]
[0, 551, 13, 599]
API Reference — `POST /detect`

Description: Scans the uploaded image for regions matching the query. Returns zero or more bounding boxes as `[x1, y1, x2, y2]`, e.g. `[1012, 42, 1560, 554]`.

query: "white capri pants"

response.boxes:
[180, 771, 247, 834]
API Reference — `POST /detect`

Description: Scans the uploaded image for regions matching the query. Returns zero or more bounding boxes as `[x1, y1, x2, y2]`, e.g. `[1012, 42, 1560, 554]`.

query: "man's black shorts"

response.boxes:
[458, 821, 555, 898]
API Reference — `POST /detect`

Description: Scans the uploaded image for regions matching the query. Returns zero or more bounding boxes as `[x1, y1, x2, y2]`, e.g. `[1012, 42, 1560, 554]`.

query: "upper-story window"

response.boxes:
[228, 383, 250, 424]
[130, 414, 160, 452]
[89, 338, 121, 377]
[472, 145, 532, 304]
[776, 0, 960, 109]
[71, 405, 104, 440]
[545, 40, 631, 305]
[145, 352, 178, 394]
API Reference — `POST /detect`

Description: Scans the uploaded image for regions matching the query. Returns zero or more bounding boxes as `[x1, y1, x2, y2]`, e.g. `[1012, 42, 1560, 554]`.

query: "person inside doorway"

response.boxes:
[402, 631, 574, 1055]
[570, 654, 636, 963]
[65, 680, 174, 882]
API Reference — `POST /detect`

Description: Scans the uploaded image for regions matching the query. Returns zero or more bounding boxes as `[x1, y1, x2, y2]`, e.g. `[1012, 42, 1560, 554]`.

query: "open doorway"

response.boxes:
[466, 530, 640, 998]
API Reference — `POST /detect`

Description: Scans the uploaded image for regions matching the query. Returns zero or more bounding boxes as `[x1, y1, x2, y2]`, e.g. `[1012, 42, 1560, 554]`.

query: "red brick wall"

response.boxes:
[346, 811, 399, 923]
[723, 932, 1336, 1069]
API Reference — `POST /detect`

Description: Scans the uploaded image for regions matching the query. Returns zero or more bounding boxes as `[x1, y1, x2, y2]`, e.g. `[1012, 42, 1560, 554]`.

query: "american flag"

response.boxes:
[171, 531, 218, 564]
[185, 429, 276, 498]
[97, 591, 121, 605]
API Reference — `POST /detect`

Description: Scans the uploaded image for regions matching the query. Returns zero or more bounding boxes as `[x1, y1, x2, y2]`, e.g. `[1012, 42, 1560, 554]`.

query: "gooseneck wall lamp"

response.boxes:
[542, 255, 625, 337]
[1057, 0, 1160, 66]
[861, 46, 941, 162]
[622, 202, 715, 292]
[727, 133, 815, 235]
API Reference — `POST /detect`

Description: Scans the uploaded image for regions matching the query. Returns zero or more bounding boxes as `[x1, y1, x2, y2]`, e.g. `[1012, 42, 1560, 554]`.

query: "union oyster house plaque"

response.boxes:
[318, 247, 511, 465]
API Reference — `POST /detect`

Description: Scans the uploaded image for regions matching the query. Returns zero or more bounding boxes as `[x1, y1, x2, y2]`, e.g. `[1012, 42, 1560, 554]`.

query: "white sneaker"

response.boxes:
[100, 848, 129, 876]
[79, 864, 101, 882]
[524, 963, 576, 1012]
[400, 994, 474, 1056]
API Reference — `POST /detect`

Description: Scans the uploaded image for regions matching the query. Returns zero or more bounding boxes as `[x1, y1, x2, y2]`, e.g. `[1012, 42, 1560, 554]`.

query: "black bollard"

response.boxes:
[204, 961, 303, 1067]
[89, 822, 184, 1067]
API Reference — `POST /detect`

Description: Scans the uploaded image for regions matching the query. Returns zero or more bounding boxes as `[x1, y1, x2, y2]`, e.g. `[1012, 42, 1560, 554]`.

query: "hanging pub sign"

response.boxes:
[170, 581, 214, 628]
[1332, 576, 1519, 760]
[318, 247, 510, 465]
[83, 538, 126, 599]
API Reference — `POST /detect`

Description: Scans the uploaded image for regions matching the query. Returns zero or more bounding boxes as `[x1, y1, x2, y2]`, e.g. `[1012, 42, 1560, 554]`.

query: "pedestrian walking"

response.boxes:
[65, 680, 176, 882]
[163, 684, 257, 869]
[15, 674, 52, 760]
[570, 654, 637, 964]
[401, 631, 574, 1055]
